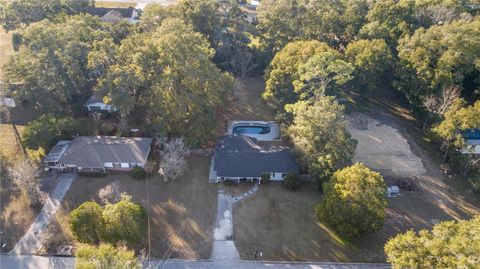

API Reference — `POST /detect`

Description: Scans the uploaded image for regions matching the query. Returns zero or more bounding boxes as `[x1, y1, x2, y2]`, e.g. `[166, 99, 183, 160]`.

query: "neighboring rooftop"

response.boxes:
[84, 91, 106, 106]
[214, 135, 298, 178]
[46, 136, 152, 168]
[462, 129, 480, 140]
[84, 6, 137, 18]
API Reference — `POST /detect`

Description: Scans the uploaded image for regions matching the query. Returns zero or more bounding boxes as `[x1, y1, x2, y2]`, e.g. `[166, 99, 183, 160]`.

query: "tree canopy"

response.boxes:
[286, 96, 357, 186]
[0, 0, 91, 31]
[433, 99, 480, 149]
[316, 163, 387, 238]
[102, 195, 146, 245]
[69, 201, 104, 244]
[98, 18, 233, 144]
[397, 17, 480, 102]
[385, 216, 480, 269]
[263, 40, 334, 110]
[3, 14, 112, 113]
[345, 39, 393, 92]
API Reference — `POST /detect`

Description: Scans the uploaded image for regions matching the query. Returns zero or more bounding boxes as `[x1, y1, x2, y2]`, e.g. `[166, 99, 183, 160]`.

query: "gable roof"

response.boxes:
[84, 91, 105, 106]
[53, 136, 152, 168]
[84, 7, 136, 18]
[214, 135, 298, 177]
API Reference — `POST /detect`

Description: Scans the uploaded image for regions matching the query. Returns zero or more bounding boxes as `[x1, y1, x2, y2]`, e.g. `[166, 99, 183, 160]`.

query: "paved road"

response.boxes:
[10, 173, 78, 254]
[1, 255, 390, 269]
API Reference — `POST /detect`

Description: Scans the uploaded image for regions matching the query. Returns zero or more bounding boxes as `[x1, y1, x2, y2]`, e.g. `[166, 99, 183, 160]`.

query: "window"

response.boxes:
[282, 173, 287, 178]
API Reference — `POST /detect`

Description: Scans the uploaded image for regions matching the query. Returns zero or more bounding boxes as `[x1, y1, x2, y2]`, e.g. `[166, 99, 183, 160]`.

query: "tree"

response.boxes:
[22, 115, 91, 151]
[263, 40, 333, 110]
[345, 39, 394, 92]
[421, 85, 461, 128]
[433, 99, 480, 158]
[0, 0, 92, 31]
[397, 17, 480, 102]
[359, 0, 417, 48]
[294, 51, 354, 98]
[385, 216, 480, 269]
[102, 195, 146, 245]
[316, 163, 387, 238]
[69, 201, 105, 244]
[256, 0, 369, 53]
[256, 0, 305, 54]
[3, 14, 112, 113]
[76, 243, 141, 269]
[8, 159, 44, 208]
[99, 18, 233, 144]
[157, 137, 190, 182]
[286, 96, 357, 186]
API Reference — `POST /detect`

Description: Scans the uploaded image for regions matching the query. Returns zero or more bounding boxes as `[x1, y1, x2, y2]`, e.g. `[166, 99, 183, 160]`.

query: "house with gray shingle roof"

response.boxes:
[44, 136, 152, 172]
[211, 135, 298, 183]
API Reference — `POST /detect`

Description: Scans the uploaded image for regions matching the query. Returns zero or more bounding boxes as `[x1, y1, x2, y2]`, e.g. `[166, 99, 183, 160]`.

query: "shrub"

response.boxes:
[102, 195, 146, 245]
[261, 173, 271, 184]
[283, 172, 300, 190]
[75, 243, 141, 269]
[26, 147, 45, 163]
[69, 201, 105, 244]
[131, 166, 146, 179]
[22, 115, 92, 151]
[316, 163, 387, 238]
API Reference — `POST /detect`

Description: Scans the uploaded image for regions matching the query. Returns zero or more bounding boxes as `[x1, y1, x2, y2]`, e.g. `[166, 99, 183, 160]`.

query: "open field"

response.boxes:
[44, 155, 217, 259]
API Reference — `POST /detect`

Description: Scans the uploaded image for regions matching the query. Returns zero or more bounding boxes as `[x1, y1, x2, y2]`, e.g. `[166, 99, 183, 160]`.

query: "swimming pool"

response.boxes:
[233, 124, 271, 135]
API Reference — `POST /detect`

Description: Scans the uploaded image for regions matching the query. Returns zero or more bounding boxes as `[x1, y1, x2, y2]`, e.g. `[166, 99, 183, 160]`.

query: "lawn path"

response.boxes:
[210, 185, 258, 260]
[10, 173, 77, 254]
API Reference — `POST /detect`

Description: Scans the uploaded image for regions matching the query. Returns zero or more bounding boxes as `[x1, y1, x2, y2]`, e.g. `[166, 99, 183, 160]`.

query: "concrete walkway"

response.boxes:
[211, 190, 239, 260]
[210, 185, 259, 260]
[11, 173, 77, 254]
[0, 255, 390, 269]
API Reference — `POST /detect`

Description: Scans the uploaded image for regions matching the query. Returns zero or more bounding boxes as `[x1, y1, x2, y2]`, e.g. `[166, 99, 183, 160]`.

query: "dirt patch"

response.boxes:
[216, 77, 276, 136]
[346, 113, 426, 177]
[44, 156, 217, 259]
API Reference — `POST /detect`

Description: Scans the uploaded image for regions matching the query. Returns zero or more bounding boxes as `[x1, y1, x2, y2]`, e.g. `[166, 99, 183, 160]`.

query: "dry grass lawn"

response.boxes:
[0, 179, 38, 253]
[45, 155, 217, 259]
[0, 124, 25, 163]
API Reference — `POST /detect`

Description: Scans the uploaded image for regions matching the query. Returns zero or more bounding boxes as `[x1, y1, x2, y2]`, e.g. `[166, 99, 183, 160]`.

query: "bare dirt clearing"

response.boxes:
[43, 155, 217, 259]
[346, 113, 426, 177]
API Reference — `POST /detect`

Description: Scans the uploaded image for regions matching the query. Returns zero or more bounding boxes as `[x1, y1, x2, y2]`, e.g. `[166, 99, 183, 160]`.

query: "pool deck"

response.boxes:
[226, 121, 280, 141]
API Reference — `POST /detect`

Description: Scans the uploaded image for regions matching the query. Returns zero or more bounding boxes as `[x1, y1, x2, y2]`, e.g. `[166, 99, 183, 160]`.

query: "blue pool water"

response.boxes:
[233, 125, 270, 135]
